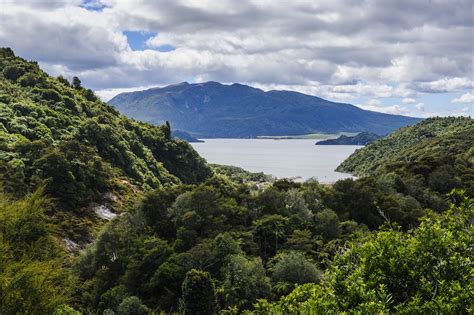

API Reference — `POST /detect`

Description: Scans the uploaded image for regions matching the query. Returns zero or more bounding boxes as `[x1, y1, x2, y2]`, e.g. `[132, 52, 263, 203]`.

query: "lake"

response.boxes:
[191, 139, 362, 183]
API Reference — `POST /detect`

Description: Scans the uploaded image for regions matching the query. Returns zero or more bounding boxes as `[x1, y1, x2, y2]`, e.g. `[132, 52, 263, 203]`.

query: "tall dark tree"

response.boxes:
[72, 76, 82, 89]
[181, 269, 217, 315]
[164, 121, 171, 139]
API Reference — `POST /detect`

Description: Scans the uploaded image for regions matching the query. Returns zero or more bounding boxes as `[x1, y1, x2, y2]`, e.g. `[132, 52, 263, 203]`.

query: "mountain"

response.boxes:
[337, 117, 474, 191]
[108, 82, 422, 138]
[316, 131, 381, 145]
[0, 47, 211, 242]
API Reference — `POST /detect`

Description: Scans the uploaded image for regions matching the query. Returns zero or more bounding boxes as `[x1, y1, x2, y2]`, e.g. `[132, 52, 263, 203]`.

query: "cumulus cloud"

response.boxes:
[411, 78, 473, 93]
[0, 0, 472, 117]
[362, 104, 411, 115]
[415, 102, 425, 111]
[451, 92, 474, 104]
[356, 100, 411, 116]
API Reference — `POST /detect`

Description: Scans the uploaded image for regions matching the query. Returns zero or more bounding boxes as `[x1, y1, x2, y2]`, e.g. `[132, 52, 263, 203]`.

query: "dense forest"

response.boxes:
[0, 47, 211, 244]
[338, 117, 474, 177]
[0, 48, 473, 314]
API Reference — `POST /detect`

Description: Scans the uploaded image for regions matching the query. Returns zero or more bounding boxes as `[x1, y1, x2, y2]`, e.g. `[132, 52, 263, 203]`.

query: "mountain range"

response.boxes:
[109, 81, 422, 138]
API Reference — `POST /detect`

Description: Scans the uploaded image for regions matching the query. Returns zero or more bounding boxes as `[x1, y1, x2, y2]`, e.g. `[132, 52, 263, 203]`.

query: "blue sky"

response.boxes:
[1, 0, 472, 117]
[124, 31, 176, 52]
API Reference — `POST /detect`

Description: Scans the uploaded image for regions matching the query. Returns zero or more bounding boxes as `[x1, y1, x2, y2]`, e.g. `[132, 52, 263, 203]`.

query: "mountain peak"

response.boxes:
[109, 82, 422, 138]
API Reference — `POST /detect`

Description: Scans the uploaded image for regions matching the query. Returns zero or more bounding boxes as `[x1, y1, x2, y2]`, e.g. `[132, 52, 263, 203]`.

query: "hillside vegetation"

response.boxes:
[0, 47, 211, 242]
[257, 192, 473, 314]
[338, 117, 474, 177]
[108, 81, 421, 138]
[0, 49, 472, 314]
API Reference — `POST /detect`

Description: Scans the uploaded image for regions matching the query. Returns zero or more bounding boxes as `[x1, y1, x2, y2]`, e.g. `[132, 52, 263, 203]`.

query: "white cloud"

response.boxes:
[356, 101, 411, 116]
[402, 98, 416, 104]
[413, 78, 473, 93]
[451, 92, 474, 104]
[415, 102, 425, 111]
[0, 0, 472, 117]
[451, 106, 473, 117]
[95, 86, 156, 101]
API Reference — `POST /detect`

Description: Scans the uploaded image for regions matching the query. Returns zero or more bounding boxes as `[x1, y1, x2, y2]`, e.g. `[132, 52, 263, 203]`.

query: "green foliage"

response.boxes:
[221, 255, 271, 311]
[117, 296, 150, 315]
[181, 269, 217, 314]
[0, 189, 71, 314]
[339, 117, 473, 179]
[271, 251, 321, 285]
[0, 48, 211, 243]
[1, 49, 472, 314]
[72, 76, 81, 89]
[261, 190, 474, 313]
[53, 305, 81, 315]
[211, 164, 274, 184]
[312, 208, 341, 240]
[253, 214, 288, 259]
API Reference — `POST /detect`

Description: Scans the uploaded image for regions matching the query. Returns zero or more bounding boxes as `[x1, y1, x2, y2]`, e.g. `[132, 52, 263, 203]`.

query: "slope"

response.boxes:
[0, 47, 211, 242]
[337, 117, 474, 176]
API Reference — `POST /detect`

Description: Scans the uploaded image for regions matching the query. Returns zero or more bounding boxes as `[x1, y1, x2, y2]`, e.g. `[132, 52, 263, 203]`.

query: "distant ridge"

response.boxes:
[316, 132, 381, 145]
[109, 81, 422, 138]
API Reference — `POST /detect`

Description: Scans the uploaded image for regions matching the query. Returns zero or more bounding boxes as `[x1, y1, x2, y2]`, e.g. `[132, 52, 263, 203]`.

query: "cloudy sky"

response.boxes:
[1, 0, 473, 117]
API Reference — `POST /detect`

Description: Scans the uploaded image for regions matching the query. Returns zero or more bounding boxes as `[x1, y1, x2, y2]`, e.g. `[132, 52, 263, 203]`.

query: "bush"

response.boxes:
[271, 251, 321, 291]
[117, 296, 149, 315]
[3, 64, 24, 81]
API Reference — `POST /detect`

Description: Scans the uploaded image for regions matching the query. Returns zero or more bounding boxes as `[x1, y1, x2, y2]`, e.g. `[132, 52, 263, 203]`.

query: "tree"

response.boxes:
[3, 64, 23, 81]
[164, 121, 171, 139]
[284, 229, 314, 253]
[260, 191, 474, 314]
[117, 296, 149, 315]
[72, 76, 82, 89]
[222, 255, 271, 310]
[53, 305, 81, 315]
[284, 188, 312, 221]
[57, 75, 70, 86]
[312, 209, 341, 241]
[271, 251, 321, 296]
[181, 269, 217, 314]
[253, 214, 288, 259]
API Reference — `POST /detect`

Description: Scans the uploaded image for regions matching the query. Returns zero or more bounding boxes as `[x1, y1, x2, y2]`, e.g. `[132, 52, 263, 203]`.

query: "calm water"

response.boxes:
[191, 139, 362, 183]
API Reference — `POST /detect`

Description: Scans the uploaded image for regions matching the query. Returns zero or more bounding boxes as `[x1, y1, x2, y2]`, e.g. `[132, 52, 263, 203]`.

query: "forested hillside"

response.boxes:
[0, 47, 211, 243]
[0, 49, 472, 314]
[338, 117, 474, 177]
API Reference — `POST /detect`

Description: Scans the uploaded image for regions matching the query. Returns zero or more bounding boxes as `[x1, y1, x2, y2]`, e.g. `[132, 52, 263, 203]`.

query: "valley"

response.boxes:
[0, 30, 472, 314]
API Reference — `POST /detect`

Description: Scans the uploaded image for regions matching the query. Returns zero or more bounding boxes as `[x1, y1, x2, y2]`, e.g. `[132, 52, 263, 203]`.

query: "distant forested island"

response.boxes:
[171, 129, 203, 142]
[108, 81, 421, 138]
[1, 48, 473, 314]
[316, 131, 381, 145]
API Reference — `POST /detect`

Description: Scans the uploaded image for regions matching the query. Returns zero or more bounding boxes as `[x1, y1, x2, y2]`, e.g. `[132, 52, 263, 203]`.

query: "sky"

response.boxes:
[0, 0, 472, 117]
